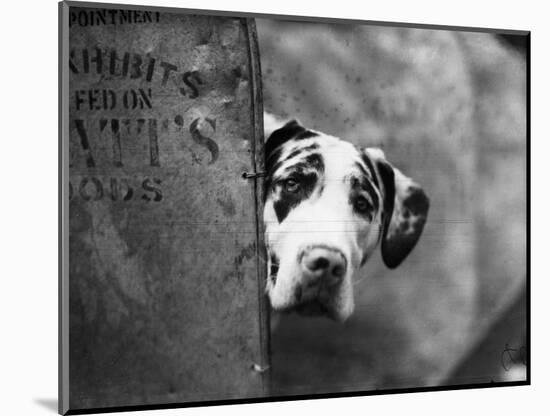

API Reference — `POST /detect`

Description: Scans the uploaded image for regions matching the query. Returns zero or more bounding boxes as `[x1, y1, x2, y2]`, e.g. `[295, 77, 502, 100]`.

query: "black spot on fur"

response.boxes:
[269, 253, 280, 284]
[404, 186, 430, 215]
[361, 153, 380, 188]
[376, 159, 396, 244]
[268, 149, 323, 185]
[266, 147, 283, 177]
[354, 161, 368, 177]
[265, 121, 321, 200]
[273, 172, 318, 223]
[265, 120, 306, 160]
[303, 153, 324, 174]
[295, 130, 319, 140]
[283, 143, 320, 162]
[377, 161, 430, 269]
[349, 174, 379, 212]
[265, 147, 283, 197]
[349, 193, 374, 221]
[273, 152, 325, 182]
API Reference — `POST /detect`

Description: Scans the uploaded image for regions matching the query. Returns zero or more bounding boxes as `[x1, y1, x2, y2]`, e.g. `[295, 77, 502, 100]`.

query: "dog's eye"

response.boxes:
[283, 178, 301, 193]
[354, 196, 371, 213]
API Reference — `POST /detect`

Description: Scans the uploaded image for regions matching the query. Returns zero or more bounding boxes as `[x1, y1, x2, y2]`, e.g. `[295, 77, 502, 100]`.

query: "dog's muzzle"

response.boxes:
[295, 245, 347, 305]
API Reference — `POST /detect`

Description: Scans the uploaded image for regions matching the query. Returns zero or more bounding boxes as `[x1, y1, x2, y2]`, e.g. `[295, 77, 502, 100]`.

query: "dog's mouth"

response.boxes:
[267, 249, 349, 320]
[269, 254, 279, 285]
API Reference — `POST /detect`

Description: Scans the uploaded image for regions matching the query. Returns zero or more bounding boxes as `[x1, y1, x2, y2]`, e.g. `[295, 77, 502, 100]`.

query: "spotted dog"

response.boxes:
[263, 118, 430, 322]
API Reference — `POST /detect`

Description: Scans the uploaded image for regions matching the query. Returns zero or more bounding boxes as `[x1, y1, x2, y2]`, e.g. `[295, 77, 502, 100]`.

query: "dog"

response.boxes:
[263, 115, 430, 322]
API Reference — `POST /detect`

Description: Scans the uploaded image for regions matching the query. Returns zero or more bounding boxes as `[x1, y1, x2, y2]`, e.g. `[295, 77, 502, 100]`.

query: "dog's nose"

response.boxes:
[301, 247, 347, 286]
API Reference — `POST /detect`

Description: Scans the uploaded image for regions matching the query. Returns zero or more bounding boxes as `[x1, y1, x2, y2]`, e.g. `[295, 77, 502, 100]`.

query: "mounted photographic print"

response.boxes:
[59, 1, 529, 414]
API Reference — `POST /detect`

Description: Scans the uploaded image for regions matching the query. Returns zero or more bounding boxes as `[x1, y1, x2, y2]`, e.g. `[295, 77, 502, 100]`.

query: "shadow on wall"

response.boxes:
[257, 19, 527, 395]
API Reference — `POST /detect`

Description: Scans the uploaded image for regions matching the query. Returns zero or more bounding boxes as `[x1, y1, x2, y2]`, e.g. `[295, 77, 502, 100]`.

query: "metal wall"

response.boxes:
[62, 3, 268, 411]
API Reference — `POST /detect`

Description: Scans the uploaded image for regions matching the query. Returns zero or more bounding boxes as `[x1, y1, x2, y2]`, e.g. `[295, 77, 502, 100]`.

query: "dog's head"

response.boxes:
[263, 119, 429, 321]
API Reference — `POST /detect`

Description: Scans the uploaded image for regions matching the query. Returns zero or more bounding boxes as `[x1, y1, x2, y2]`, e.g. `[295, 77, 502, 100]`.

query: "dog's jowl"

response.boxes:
[263, 118, 430, 321]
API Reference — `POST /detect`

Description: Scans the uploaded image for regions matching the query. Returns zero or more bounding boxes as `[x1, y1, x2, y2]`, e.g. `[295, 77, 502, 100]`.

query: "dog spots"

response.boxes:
[302, 153, 324, 174]
[265, 146, 284, 193]
[354, 161, 369, 178]
[273, 171, 318, 222]
[376, 165, 430, 269]
[403, 186, 430, 216]
[266, 146, 283, 176]
[270, 149, 326, 223]
[278, 152, 324, 178]
[265, 119, 306, 158]
[270, 149, 320, 182]
[375, 159, 396, 238]
[269, 253, 280, 284]
[349, 194, 374, 221]
[283, 143, 320, 163]
[264, 122, 321, 197]
[295, 130, 319, 140]
[283, 149, 304, 163]
[270, 264, 279, 284]
[393, 187, 429, 237]
[349, 174, 379, 213]
[361, 153, 379, 188]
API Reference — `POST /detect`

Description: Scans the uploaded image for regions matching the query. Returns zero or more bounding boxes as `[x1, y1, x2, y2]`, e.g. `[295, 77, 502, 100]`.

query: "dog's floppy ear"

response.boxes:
[364, 148, 430, 269]
[264, 118, 306, 160]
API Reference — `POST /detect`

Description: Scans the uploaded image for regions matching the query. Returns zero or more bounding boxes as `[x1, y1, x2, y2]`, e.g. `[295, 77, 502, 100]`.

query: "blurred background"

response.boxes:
[256, 19, 527, 395]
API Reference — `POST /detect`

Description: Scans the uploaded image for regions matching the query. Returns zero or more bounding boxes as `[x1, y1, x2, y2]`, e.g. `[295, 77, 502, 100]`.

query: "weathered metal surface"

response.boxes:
[257, 20, 526, 394]
[65, 4, 267, 410]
